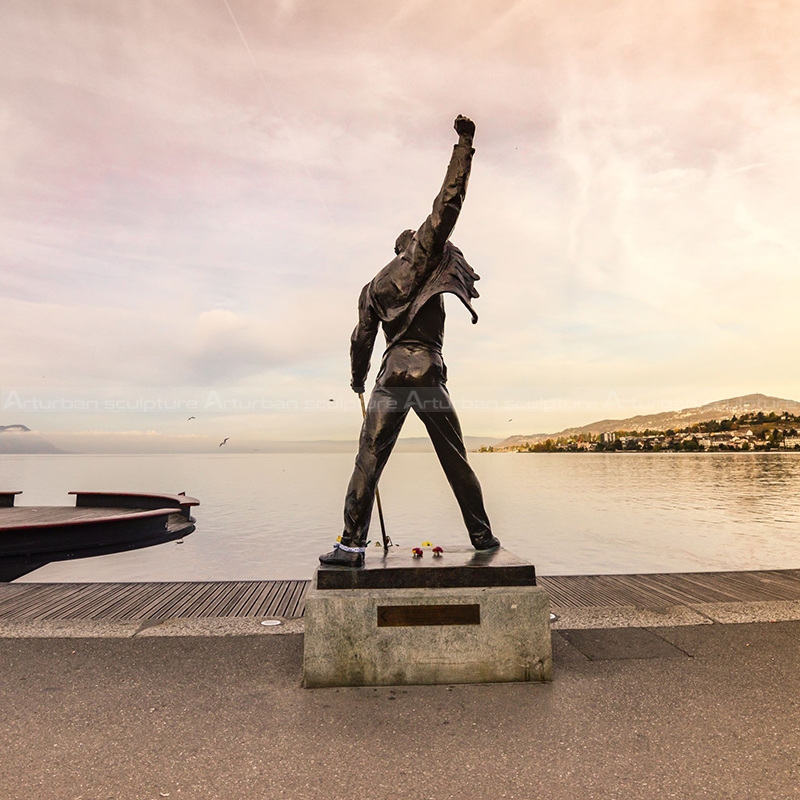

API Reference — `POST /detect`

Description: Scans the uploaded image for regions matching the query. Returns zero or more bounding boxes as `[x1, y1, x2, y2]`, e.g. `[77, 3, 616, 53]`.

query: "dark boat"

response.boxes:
[0, 491, 199, 581]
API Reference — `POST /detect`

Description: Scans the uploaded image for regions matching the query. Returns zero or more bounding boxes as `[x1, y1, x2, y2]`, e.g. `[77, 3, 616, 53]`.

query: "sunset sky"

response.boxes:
[3, 0, 800, 448]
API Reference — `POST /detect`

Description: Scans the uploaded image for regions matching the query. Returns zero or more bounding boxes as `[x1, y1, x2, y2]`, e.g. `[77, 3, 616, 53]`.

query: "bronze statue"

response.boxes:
[320, 115, 498, 568]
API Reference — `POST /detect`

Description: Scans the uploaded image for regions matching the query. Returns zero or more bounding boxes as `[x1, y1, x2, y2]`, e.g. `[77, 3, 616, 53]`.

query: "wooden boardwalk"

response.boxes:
[2, 568, 800, 621]
[0, 580, 308, 621]
[541, 568, 800, 608]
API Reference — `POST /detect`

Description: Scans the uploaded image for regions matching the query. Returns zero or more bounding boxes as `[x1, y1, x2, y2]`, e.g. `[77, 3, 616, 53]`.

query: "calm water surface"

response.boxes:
[1, 452, 799, 581]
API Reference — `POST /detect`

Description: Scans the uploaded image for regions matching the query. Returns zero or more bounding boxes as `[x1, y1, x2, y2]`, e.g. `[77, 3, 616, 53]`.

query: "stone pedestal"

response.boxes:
[303, 547, 552, 688]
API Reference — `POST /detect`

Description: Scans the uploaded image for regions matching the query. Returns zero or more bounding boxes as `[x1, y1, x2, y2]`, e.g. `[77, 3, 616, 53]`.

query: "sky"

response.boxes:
[2, 0, 800, 449]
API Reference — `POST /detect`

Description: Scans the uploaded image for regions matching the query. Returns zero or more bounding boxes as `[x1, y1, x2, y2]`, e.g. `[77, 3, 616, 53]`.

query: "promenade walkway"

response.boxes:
[2, 571, 800, 798]
[2, 620, 799, 798]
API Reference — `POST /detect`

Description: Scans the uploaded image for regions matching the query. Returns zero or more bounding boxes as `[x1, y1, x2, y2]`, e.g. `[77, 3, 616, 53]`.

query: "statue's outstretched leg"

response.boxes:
[320, 387, 409, 567]
[415, 386, 500, 550]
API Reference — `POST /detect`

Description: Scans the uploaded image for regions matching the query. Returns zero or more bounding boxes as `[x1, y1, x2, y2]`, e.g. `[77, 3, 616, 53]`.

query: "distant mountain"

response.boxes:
[496, 394, 800, 449]
[0, 425, 64, 454]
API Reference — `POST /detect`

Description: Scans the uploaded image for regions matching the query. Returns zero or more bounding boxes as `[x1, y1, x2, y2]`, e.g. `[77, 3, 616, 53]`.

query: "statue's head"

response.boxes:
[394, 229, 415, 255]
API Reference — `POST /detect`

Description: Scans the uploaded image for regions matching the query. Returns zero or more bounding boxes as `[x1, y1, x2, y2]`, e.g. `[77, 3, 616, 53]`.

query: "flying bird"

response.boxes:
[219, 438, 230, 447]
[187, 416, 196, 421]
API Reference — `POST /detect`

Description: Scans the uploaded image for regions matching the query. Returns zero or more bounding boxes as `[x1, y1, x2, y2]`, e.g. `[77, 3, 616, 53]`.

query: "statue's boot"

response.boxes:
[470, 532, 501, 551]
[319, 545, 365, 568]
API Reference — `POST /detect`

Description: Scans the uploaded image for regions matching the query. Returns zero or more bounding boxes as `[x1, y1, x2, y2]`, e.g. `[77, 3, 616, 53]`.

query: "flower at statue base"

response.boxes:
[412, 548, 423, 558]
[432, 546, 444, 557]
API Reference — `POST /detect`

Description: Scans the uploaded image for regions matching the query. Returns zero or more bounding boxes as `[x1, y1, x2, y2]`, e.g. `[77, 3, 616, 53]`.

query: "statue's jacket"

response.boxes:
[350, 141, 480, 392]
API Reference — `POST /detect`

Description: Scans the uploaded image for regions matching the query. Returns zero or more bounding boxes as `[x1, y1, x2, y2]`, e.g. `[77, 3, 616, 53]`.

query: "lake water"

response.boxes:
[2, 452, 800, 582]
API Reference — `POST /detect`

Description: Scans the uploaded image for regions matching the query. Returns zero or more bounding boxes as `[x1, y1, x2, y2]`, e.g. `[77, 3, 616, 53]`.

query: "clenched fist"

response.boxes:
[454, 115, 476, 140]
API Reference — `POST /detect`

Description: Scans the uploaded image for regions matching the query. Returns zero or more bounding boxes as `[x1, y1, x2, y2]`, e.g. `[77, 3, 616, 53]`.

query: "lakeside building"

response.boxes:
[496, 427, 799, 454]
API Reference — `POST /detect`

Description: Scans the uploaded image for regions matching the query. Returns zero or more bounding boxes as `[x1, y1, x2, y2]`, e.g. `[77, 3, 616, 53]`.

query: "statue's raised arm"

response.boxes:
[413, 115, 476, 260]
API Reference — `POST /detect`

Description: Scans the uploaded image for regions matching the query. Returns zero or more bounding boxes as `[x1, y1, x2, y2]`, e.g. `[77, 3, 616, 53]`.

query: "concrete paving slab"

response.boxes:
[0, 617, 305, 639]
[550, 604, 711, 629]
[654, 618, 800, 659]
[135, 617, 304, 637]
[558, 627, 691, 660]
[692, 599, 800, 624]
[550, 627, 591, 665]
[0, 619, 140, 638]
